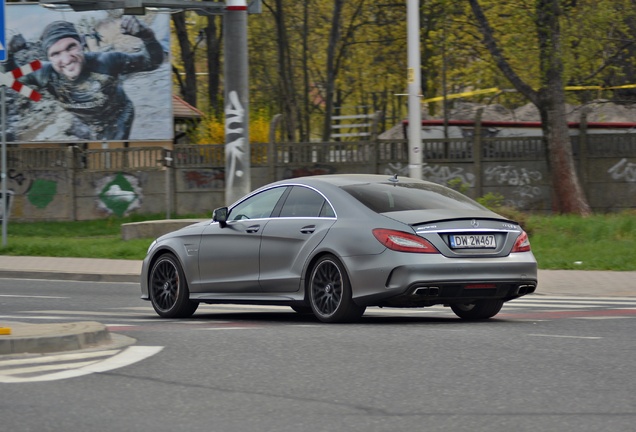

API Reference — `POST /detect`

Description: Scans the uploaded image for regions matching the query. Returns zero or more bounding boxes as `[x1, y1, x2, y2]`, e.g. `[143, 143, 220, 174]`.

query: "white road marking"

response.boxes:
[504, 303, 595, 309]
[527, 334, 602, 340]
[25, 310, 149, 317]
[0, 346, 163, 383]
[0, 350, 120, 367]
[0, 295, 68, 299]
[2, 360, 102, 375]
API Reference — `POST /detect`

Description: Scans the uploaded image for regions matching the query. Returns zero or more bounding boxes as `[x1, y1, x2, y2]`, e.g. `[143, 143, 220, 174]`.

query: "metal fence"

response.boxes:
[5, 133, 636, 172]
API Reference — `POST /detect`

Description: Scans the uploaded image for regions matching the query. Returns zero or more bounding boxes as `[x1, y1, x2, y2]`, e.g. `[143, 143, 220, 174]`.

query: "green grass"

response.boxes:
[525, 212, 636, 271]
[0, 214, 206, 261]
[0, 212, 634, 271]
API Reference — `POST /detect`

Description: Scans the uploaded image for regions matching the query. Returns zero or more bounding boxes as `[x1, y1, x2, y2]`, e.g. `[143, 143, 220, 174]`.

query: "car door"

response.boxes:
[259, 185, 337, 292]
[195, 186, 288, 293]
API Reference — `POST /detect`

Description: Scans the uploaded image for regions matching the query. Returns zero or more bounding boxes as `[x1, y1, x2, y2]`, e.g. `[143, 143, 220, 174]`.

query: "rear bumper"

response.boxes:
[341, 250, 538, 307]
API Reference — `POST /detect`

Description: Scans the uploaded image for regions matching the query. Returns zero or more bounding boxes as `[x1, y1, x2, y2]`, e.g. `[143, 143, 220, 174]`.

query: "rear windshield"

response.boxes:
[341, 182, 487, 213]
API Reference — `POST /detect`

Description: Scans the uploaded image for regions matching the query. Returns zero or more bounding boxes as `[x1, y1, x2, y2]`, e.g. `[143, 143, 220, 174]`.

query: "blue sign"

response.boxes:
[0, 0, 5, 62]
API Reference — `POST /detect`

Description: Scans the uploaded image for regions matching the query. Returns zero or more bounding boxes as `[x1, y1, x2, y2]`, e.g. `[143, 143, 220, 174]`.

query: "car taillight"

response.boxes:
[373, 229, 440, 254]
[511, 231, 531, 253]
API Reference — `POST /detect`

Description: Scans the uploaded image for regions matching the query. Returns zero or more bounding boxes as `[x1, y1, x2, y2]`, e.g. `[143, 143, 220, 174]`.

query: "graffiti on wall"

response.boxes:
[6, 157, 62, 210]
[384, 162, 410, 177]
[384, 163, 476, 187]
[485, 165, 543, 207]
[28, 179, 58, 209]
[225, 91, 247, 190]
[183, 169, 225, 189]
[96, 173, 142, 217]
[283, 164, 336, 179]
[422, 163, 476, 187]
[608, 158, 636, 182]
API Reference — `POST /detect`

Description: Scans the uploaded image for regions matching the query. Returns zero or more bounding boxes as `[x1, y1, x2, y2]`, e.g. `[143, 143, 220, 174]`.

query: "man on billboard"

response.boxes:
[7, 15, 164, 141]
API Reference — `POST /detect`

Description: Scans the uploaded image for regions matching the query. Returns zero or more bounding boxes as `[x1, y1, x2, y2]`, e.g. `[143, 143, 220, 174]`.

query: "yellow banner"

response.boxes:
[422, 84, 636, 103]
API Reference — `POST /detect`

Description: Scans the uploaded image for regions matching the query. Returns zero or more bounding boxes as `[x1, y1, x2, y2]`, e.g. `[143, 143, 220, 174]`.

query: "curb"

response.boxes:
[0, 270, 139, 283]
[0, 321, 134, 356]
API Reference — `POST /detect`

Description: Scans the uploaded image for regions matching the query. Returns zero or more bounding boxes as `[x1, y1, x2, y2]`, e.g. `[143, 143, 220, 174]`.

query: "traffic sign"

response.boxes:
[0, 0, 5, 62]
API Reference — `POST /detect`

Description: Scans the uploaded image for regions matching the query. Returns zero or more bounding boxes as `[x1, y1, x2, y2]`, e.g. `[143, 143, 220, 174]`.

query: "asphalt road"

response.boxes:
[1, 278, 635, 432]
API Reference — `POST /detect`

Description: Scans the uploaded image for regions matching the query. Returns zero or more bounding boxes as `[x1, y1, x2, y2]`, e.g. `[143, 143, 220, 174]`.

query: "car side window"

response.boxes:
[279, 186, 333, 218]
[229, 187, 287, 220]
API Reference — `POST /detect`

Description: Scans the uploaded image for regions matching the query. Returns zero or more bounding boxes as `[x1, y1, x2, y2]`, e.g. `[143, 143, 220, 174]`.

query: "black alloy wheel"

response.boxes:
[308, 255, 365, 323]
[149, 253, 198, 318]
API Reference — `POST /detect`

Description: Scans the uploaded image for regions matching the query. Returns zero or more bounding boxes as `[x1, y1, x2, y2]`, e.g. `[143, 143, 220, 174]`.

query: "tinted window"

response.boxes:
[279, 186, 333, 218]
[341, 182, 487, 213]
[229, 187, 287, 220]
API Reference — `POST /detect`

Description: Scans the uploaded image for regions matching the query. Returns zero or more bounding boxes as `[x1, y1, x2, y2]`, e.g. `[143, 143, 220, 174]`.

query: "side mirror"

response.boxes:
[213, 207, 228, 228]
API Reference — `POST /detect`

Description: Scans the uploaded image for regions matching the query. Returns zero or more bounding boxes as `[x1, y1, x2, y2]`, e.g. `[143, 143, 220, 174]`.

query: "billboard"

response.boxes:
[4, 4, 172, 143]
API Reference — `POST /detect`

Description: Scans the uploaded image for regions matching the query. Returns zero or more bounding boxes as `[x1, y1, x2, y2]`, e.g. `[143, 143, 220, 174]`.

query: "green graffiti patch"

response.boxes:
[28, 179, 57, 209]
[99, 173, 138, 217]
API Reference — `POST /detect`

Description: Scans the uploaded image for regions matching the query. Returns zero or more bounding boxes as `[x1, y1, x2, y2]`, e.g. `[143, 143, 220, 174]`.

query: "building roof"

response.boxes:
[173, 95, 204, 119]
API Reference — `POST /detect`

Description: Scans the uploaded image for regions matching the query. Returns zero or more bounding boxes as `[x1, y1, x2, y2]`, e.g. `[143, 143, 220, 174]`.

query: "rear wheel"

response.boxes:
[450, 299, 504, 320]
[308, 255, 365, 323]
[149, 253, 198, 318]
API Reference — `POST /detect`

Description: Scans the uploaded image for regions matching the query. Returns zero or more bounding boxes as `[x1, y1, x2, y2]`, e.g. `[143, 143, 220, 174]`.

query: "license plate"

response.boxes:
[450, 234, 496, 249]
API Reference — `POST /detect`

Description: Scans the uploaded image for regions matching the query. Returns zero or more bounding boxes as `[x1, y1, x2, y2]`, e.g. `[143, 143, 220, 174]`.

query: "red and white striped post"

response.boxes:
[1, 59, 42, 246]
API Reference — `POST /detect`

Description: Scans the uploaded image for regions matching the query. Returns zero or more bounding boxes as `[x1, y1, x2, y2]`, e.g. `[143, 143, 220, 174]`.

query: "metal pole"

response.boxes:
[1, 86, 6, 246]
[407, 0, 422, 179]
[224, 0, 251, 205]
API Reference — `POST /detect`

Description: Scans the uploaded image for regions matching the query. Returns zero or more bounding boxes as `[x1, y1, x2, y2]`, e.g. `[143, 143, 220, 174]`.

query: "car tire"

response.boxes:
[450, 299, 504, 320]
[308, 255, 366, 323]
[149, 253, 198, 318]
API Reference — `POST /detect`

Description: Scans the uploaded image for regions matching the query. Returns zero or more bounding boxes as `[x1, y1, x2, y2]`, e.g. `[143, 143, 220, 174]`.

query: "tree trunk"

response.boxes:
[206, 16, 223, 119]
[172, 12, 197, 107]
[469, 0, 591, 215]
[536, 0, 591, 214]
[322, 0, 344, 142]
[273, 0, 299, 142]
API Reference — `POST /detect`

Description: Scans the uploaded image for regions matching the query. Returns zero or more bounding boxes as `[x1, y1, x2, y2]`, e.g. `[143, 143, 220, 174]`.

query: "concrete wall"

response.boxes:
[4, 137, 636, 222]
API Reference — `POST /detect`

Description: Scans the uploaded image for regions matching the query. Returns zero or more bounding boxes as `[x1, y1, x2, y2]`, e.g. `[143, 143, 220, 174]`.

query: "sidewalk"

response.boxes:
[0, 256, 634, 357]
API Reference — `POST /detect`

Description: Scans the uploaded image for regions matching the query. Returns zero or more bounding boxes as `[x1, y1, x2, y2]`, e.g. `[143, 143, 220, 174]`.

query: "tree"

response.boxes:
[468, 0, 591, 215]
[204, 15, 223, 118]
[172, 12, 198, 107]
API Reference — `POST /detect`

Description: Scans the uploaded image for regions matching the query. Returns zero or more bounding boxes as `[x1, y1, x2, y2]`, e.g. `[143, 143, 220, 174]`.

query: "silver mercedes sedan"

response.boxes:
[141, 174, 537, 323]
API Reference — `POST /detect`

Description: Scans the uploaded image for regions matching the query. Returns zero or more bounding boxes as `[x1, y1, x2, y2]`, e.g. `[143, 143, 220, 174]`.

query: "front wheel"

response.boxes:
[308, 255, 365, 323]
[450, 299, 504, 320]
[149, 253, 198, 318]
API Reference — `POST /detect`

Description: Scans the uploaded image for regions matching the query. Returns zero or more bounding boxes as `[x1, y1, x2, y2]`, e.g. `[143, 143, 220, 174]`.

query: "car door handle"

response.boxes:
[300, 225, 316, 234]
[246, 225, 261, 233]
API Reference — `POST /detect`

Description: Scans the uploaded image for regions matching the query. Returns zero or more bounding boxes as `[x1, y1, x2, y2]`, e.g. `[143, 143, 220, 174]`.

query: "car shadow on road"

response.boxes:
[171, 310, 513, 325]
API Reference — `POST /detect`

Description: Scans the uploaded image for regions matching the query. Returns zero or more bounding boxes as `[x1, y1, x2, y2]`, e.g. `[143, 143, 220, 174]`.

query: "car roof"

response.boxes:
[274, 174, 429, 188]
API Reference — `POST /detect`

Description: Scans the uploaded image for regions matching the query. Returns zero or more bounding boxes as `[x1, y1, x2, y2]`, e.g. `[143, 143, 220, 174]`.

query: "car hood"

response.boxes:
[380, 209, 513, 226]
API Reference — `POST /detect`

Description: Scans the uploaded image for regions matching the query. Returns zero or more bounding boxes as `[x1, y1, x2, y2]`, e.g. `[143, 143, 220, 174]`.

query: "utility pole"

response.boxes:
[223, 0, 250, 205]
[406, 0, 422, 179]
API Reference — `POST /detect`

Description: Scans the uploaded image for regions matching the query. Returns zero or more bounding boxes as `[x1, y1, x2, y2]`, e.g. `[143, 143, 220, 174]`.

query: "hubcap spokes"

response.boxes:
[151, 260, 179, 311]
[312, 261, 343, 316]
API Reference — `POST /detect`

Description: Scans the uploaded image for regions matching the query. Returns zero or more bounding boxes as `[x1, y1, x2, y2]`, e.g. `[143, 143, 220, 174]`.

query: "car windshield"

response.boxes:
[341, 182, 488, 213]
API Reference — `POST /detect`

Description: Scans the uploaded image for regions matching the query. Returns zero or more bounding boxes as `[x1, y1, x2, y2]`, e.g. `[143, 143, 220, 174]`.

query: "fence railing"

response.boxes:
[4, 134, 635, 172]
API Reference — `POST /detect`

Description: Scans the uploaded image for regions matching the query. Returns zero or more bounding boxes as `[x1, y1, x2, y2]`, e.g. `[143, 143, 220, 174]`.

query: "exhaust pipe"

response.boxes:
[414, 286, 440, 296]
[515, 284, 536, 295]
